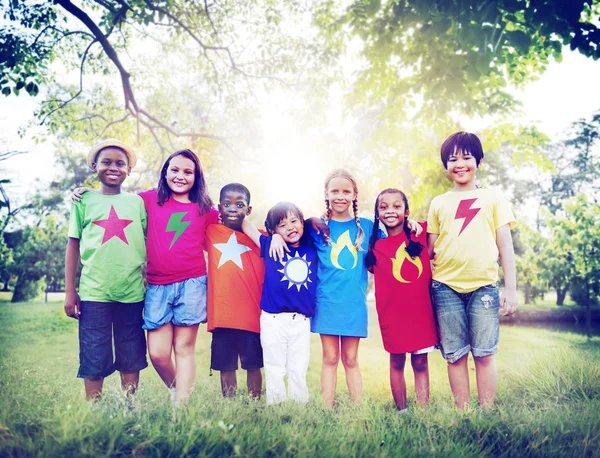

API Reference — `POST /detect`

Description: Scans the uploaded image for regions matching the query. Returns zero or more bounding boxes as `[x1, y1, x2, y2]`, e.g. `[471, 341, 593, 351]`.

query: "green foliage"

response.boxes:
[333, 0, 600, 122]
[9, 216, 67, 303]
[513, 224, 547, 304]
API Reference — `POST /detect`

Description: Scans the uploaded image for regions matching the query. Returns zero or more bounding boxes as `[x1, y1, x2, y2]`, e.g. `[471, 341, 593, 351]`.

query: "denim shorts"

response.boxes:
[144, 275, 207, 330]
[210, 328, 264, 371]
[78, 300, 148, 379]
[431, 280, 500, 363]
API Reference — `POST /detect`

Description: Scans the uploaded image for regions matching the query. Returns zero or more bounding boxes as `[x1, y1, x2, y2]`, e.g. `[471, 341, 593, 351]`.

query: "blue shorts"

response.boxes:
[143, 275, 208, 330]
[78, 300, 148, 380]
[210, 328, 264, 371]
[431, 281, 500, 363]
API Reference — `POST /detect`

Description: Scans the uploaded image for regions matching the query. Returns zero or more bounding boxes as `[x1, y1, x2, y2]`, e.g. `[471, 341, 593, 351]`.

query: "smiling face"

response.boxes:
[377, 192, 409, 236]
[274, 211, 304, 247]
[326, 176, 356, 218]
[166, 154, 196, 201]
[219, 190, 251, 231]
[446, 150, 480, 190]
[93, 147, 130, 192]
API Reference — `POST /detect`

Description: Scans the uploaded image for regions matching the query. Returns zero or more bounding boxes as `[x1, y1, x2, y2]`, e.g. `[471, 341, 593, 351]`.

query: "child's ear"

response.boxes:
[91, 162, 98, 172]
[405, 208, 410, 218]
[246, 205, 252, 216]
[127, 166, 132, 176]
[477, 158, 484, 169]
[218, 203, 223, 212]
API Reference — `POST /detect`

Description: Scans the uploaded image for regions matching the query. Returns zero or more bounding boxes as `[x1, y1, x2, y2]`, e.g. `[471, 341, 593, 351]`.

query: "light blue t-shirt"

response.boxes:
[309, 217, 375, 337]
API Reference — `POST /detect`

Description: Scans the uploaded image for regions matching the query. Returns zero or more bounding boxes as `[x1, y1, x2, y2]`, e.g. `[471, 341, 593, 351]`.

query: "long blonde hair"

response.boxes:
[323, 168, 364, 250]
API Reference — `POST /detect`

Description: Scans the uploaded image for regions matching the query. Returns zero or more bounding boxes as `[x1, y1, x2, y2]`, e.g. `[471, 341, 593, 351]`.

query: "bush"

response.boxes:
[569, 277, 599, 306]
[11, 277, 43, 303]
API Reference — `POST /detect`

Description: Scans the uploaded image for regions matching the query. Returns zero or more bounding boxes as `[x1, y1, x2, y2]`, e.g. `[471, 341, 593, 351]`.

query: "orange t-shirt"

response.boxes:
[206, 224, 265, 333]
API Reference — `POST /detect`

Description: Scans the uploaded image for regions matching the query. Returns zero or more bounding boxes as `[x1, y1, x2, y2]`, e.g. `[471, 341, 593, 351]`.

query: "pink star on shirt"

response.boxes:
[92, 205, 133, 245]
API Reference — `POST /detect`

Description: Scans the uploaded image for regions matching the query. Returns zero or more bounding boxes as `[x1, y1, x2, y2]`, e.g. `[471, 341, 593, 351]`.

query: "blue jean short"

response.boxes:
[431, 280, 500, 363]
[143, 275, 208, 330]
[78, 300, 148, 380]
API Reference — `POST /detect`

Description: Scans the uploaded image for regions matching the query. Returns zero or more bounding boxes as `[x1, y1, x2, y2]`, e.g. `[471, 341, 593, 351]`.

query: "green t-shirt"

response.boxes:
[68, 191, 147, 303]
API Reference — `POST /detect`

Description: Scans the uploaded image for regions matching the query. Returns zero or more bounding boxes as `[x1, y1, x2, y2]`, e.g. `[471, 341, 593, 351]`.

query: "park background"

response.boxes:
[1, 0, 599, 456]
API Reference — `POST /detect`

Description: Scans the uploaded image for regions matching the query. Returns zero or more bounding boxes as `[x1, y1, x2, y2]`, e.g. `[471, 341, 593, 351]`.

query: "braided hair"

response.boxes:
[365, 188, 423, 269]
[324, 168, 364, 250]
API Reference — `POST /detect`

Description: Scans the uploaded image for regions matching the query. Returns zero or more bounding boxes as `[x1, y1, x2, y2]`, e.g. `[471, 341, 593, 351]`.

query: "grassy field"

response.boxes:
[1, 299, 599, 457]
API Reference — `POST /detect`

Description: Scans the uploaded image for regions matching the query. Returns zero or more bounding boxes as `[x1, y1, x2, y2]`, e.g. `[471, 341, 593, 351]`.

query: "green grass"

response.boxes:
[1, 301, 599, 457]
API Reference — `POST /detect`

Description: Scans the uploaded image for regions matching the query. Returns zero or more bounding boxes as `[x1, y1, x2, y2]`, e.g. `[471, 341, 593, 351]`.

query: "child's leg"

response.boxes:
[473, 355, 496, 408]
[173, 324, 200, 402]
[220, 371, 237, 397]
[389, 353, 407, 410]
[120, 371, 140, 396]
[447, 354, 470, 409]
[340, 336, 362, 404]
[260, 311, 288, 404]
[468, 283, 501, 408]
[113, 300, 148, 396]
[320, 334, 340, 408]
[246, 369, 262, 399]
[147, 323, 176, 388]
[410, 353, 430, 407]
[84, 378, 104, 401]
[286, 314, 310, 403]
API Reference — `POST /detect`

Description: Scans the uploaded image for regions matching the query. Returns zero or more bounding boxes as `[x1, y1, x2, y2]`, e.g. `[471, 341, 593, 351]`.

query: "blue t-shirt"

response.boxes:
[309, 217, 376, 337]
[259, 235, 318, 317]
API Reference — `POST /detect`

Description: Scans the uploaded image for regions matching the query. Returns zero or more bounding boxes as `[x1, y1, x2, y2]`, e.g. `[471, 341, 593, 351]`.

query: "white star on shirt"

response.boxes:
[214, 232, 252, 269]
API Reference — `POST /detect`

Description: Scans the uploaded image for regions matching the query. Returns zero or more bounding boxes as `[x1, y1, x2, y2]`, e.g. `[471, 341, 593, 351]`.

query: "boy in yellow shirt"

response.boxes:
[427, 132, 517, 409]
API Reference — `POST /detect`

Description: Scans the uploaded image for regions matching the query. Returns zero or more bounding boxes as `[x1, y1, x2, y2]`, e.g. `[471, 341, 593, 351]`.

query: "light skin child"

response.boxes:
[64, 146, 139, 401]
[217, 189, 263, 399]
[376, 191, 430, 410]
[320, 175, 364, 407]
[427, 148, 518, 409]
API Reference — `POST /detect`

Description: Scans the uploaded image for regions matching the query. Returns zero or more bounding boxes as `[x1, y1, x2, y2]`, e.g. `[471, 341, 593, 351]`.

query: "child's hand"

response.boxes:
[269, 233, 290, 261]
[307, 217, 330, 237]
[71, 187, 91, 203]
[64, 291, 81, 319]
[500, 287, 518, 316]
[407, 220, 423, 237]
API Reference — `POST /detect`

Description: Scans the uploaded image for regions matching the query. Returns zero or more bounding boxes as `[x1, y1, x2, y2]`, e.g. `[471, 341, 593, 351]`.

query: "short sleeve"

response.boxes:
[68, 202, 83, 239]
[206, 207, 220, 225]
[494, 193, 516, 230]
[139, 198, 148, 233]
[259, 234, 270, 259]
[427, 200, 440, 234]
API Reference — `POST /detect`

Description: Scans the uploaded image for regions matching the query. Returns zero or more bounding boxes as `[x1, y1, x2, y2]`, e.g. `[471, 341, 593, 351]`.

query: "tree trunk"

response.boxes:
[524, 282, 532, 304]
[556, 286, 568, 306]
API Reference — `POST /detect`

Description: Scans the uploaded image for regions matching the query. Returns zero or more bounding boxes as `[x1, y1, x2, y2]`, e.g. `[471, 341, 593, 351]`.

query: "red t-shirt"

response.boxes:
[140, 190, 219, 285]
[372, 222, 438, 354]
[205, 224, 265, 333]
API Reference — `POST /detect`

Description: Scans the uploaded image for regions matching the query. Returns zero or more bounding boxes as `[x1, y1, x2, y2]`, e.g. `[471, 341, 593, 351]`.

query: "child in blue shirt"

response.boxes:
[242, 202, 317, 405]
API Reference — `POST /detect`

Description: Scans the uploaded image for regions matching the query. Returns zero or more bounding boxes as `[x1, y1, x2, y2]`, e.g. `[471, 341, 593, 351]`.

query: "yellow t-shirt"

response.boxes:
[427, 188, 516, 293]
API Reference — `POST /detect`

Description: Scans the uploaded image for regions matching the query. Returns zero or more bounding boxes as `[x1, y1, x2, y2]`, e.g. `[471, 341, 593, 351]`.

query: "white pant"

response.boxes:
[260, 311, 311, 405]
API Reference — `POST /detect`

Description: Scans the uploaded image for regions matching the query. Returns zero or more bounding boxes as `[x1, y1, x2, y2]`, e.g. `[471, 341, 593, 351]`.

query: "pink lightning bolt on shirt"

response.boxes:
[427, 188, 516, 293]
[140, 190, 219, 285]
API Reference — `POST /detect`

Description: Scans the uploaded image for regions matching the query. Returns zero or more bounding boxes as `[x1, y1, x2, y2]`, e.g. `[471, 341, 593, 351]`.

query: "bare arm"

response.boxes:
[496, 224, 518, 316]
[427, 233, 439, 260]
[241, 218, 262, 247]
[64, 237, 81, 319]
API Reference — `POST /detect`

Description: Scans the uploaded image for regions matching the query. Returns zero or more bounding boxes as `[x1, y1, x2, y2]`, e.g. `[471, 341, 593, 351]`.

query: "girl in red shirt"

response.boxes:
[365, 188, 438, 411]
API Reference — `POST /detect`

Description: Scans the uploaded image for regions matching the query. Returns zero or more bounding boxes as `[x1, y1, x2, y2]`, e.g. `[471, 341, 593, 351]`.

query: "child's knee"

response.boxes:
[473, 354, 494, 367]
[390, 354, 406, 371]
[322, 352, 340, 367]
[341, 353, 358, 369]
[411, 355, 428, 373]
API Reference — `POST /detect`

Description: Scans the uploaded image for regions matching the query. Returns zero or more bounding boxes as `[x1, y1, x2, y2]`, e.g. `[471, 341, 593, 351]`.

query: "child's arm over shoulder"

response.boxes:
[496, 224, 518, 316]
[241, 219, 262, 248]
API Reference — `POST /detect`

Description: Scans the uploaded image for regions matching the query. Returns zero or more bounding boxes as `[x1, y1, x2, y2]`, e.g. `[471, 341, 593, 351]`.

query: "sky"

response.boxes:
[1, 49, 600, 211]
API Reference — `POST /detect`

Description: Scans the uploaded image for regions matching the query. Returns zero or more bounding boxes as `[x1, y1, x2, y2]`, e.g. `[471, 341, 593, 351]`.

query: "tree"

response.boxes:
[323, 0, 600, 125]
[10, 216, 68, 303]
[514, 223, 547, 304]
[1, 0, 317, 154]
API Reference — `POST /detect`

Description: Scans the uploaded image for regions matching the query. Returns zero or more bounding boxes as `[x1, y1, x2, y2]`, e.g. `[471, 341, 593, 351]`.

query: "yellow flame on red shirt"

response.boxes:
[391, 242, 423, 283]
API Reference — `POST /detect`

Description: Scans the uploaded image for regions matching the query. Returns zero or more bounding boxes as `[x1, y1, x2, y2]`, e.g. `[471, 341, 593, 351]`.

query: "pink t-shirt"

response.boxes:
[140, 190, 219, 285]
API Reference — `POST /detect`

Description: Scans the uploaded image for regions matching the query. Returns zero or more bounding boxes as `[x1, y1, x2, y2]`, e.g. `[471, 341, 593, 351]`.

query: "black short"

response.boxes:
[210, 328, 263, 371]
